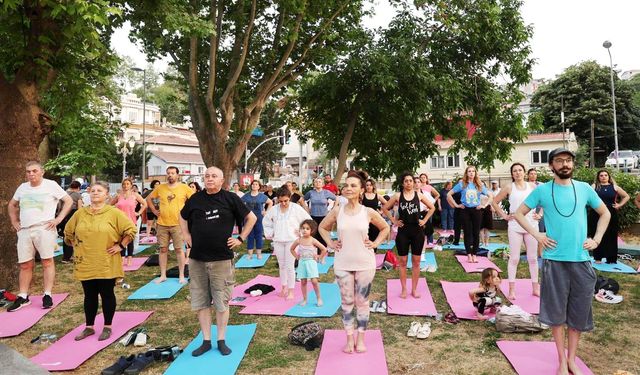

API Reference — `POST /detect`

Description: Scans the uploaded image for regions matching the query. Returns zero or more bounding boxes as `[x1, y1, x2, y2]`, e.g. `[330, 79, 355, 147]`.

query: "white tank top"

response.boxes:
[508, 182, 537, 233]
[335, 204, 375, 271]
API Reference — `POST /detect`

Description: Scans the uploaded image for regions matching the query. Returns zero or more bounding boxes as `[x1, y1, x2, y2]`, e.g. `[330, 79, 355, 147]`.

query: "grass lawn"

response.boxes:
[2, 230, 639, 374]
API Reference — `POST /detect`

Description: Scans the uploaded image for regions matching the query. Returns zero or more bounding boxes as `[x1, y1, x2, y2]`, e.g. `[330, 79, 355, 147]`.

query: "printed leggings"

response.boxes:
[81, 278, 117, 326]
[334, 269, 376, 334]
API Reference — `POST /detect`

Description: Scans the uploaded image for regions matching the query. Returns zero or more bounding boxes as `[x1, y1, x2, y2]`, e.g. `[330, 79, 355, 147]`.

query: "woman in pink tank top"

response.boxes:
[319, 170, 389, 354]
[111, 178, 147, 266]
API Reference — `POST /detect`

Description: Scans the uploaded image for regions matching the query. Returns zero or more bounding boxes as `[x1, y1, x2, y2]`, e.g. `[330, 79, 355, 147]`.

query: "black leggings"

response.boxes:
[396, 224, 425, 256]
[120, 242, 134, 257]
[462, 207, 482, 255]
[81, 278, 117, 326]
[453, 208, 462, 243]
[57, 209, 77, 261]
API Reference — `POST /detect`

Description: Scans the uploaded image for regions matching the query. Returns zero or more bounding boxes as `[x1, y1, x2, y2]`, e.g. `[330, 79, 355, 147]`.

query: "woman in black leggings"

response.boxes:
[447, 166, 493, 263]
[64, 181, 136, 341]
[384, 173, 435, 299]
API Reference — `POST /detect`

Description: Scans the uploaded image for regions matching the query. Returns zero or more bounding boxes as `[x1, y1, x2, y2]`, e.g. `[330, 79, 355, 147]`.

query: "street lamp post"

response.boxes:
[115, 137, 136, 180]
[603, 40, 619, 170]
[131, 67, 147, 187]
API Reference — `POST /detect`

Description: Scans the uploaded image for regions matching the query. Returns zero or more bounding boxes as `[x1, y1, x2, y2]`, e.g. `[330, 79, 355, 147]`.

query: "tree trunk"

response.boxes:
[334, 110, 359, 184]
[0, 79, 50, 289]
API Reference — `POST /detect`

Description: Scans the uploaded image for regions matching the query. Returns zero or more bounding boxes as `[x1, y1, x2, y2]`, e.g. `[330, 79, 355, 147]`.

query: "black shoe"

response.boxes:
[124, 353, 155, 375]
[42, 294, 53, 309]
[102, 355, 135, 375]
[7, 296, 30, 312]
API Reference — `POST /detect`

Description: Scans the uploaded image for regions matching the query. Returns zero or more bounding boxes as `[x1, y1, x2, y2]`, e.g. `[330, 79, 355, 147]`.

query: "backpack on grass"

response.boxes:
[594, 276, 619, 294]
[384, 251, 399, 269]
[288, 321, 324, 351]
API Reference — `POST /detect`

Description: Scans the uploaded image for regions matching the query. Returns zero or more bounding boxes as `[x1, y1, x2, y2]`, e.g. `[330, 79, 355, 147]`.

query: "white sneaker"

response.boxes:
[407, 321, 421, 337]
[134, 332, 148, 346]
[594, 289, 623, 304]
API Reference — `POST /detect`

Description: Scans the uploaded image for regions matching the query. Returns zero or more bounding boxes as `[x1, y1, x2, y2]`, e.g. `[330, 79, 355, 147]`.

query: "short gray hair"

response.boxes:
[90, 181, 110, 192]
[25, 161, 43, 170]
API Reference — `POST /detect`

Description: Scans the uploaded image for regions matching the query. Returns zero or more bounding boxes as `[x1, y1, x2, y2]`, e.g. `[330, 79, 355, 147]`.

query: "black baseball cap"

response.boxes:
[548, 148, 576, 163]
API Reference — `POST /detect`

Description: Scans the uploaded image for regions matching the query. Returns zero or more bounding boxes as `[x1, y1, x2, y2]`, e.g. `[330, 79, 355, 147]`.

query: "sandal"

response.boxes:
[98, 327, 112, 341]
[407, 321, 421, 337]
[74, 327, 95, 341]
[444, 312, 459, 324]
[416, 322, 431, 339]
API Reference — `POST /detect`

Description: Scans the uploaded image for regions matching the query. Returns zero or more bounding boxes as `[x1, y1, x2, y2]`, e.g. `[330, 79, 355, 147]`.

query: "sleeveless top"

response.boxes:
[508, 182, 536, 233]
[362, 193, 379, 210]
[297, 243, 317, 260]
[115, 194, 137, 224]
[595, 185, 616, 207]
[398, 191, 420, 225]
[335, 204, 374, 271]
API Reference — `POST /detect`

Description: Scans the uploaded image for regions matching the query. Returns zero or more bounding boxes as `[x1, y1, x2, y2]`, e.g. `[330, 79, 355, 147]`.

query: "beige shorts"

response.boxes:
[17, 225, 58, 263]
[156, 225, 183, 250]
[189, 259, 235, 312]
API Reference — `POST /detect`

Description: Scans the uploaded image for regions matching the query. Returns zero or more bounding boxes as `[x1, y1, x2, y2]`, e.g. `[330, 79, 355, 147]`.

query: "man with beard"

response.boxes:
[146, 166, 193, 283]
[514, 148, 610, 375]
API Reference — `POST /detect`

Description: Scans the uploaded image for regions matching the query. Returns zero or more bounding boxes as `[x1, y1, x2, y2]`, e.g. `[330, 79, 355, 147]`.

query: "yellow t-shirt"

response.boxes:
[64, 205, 137, 281]
[148, 183, 193, 226]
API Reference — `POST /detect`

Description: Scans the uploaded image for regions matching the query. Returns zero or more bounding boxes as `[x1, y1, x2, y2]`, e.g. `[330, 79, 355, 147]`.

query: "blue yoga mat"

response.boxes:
[377, 240, 396, 250]
[164, 324, 256, 375]
[444, 243, 466, 250]
[591, 260, 637, 274]
[284, 283, 341, 318]
[330, 231, 338, 240]
[133, 244, 152, 255]
[484, 243, 509, 252]
[53, 249, 63, 258]
[406, 252, 437, 270]
[520, 255, 543, 270]
[317, 257, 334, 274]
[235, 254, 271, 268]
[128, 278, 188, 300]
[488, 232, 498, 237]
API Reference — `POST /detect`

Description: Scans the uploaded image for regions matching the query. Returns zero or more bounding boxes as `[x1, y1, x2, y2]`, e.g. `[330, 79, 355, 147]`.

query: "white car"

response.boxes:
[605, 150, 637, 171]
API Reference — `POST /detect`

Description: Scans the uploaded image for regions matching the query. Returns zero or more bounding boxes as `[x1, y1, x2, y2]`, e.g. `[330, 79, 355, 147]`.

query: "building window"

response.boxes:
[129, 111, 137, 123]
[198, 166, 204, 174]
[153, 166, 161, 175]
[447, 153, 460, 168]
[531, 150, 549, 164]
[431, 156, 445, 169]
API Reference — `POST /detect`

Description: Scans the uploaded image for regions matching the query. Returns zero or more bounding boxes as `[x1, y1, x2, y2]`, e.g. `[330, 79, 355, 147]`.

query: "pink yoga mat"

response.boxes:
[31, 311, 153, 371]
[500, 279, 540, 314]
[455, 255, 502, 273]
[122, 257, 148, 272]
[441, 281, 495, 320]
[0, 294, 69, 337]
[375, 254, 385, 269]
[315, 330, 388, 375]
[497, 341, 593, 375]
[617, 236, 626, 246]
[239, 283, 302, 315]
[139, 236, 157, 244]
[386, 278, 437, 316]
[230, 275, 280, 306]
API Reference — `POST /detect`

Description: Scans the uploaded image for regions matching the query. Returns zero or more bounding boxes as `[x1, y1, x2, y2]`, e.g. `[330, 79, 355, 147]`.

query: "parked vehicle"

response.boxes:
[604, 150, 637, 172]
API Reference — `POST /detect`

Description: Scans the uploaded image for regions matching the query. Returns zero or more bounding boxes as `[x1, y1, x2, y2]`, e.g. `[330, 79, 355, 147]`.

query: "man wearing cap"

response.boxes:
[514, 148, 610, 375]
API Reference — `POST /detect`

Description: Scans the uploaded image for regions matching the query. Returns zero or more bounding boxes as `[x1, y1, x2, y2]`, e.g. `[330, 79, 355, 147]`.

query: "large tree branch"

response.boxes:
[268, 6, 286, 67]
[205, 0, 224, 126]
[188, 36, 207, 131]
[168, 50, 189, 82]
[219, 0, 257, 110]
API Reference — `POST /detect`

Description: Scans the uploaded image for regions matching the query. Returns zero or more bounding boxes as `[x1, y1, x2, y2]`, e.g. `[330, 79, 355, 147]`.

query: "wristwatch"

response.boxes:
[237, 236, 244, 243]
[118, 243, 126, 251]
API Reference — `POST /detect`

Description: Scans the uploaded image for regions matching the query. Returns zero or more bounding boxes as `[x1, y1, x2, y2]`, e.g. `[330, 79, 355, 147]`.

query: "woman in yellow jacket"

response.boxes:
[64, 181, 136, 341]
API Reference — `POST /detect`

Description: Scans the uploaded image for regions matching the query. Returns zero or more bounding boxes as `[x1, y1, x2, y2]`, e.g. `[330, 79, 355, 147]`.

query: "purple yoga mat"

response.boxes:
[122, 257, 148, 272]
[31, 311, 153, 371]
[229, 275, 280, 306]
[0, 294, 69, 338]
[500, 279, 540, 314]
[315, 330, 388, 375]
[497, 341, 593, 375]
[440, 281, 495, 320]
[386, 278, 437, 316]
[375, 254, 385, 269]
[455, 255, 502, 273]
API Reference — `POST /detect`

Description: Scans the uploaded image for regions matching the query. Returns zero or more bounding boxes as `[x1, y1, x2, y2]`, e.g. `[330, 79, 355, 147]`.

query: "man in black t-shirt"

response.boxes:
[180, 166, 257, 357]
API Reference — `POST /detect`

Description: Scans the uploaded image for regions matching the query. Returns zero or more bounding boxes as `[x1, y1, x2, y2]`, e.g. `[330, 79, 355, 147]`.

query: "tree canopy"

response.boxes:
[124, 0, 367, 184]
[530, 60, 640, 165]
[291, 1, 534, 180]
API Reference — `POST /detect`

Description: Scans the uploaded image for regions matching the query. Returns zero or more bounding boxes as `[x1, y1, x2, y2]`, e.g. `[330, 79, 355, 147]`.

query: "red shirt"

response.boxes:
[323, 183, 338, 194]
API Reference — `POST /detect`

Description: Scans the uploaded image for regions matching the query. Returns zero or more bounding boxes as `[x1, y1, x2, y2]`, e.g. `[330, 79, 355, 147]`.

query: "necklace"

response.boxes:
[551, 180, 576, 218]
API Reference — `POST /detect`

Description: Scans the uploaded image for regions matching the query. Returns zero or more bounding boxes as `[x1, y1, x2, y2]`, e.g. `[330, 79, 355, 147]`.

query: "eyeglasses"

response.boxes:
[552, 157, 574, 164]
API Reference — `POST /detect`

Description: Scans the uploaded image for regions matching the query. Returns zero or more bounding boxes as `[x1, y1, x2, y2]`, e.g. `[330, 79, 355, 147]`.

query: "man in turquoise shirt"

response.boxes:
[514, 148, 610, 375]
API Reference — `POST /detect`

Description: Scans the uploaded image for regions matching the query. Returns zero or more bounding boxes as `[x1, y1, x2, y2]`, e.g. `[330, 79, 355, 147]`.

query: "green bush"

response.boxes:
[536, 167, 640, 229]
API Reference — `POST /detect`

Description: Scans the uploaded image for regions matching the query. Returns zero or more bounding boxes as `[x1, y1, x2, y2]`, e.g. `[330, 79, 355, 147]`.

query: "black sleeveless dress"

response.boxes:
[588, 184, 618, 263]
[362, 193, 380, 242]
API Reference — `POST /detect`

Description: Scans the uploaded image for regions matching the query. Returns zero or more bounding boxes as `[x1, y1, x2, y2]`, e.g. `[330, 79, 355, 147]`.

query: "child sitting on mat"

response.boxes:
[469, 267, 503, 320]
[290, 220, 328, 307]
